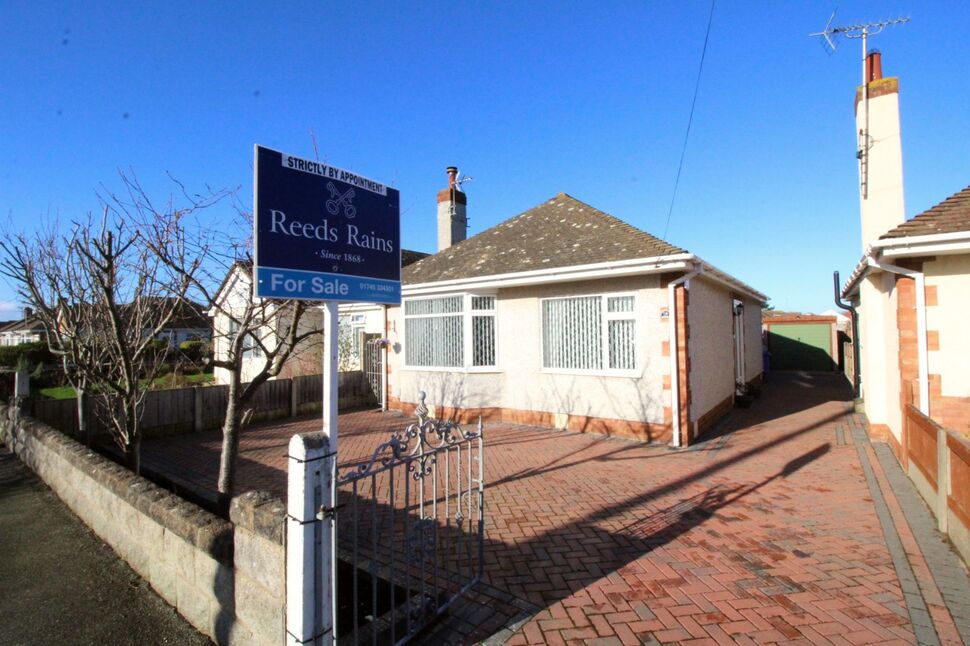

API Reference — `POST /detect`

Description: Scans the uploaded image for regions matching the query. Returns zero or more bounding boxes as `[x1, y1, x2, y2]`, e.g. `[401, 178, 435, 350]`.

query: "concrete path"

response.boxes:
[140, 372, 970, 645]
[0, 447, 212, 646]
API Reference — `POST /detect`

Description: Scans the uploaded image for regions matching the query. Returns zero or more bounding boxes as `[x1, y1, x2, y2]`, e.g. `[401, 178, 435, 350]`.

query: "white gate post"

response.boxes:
[286, 432, 334, 645]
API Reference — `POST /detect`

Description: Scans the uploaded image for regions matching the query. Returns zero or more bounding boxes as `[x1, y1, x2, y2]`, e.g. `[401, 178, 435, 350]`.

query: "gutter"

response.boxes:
[843, 232, 970, 299]
[403, 254, 695, 296]
[668, 263, 702, 447]
[696, 261, 767, 304]
[870, 229, 970, 249]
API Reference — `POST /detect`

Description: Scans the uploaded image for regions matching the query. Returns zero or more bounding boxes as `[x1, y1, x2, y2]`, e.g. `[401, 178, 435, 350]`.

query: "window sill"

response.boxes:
[401, 366, 503, 375]
[539, 368, 640, 379]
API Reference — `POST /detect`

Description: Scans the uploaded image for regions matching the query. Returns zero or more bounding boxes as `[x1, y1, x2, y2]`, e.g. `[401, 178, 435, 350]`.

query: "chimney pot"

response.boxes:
[446, 166, 458, 189]
[866, 50, 883, 82]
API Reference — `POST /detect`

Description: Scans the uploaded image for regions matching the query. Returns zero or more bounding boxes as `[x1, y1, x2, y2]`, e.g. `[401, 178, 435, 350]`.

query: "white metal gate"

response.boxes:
[336, 394, 484, 644]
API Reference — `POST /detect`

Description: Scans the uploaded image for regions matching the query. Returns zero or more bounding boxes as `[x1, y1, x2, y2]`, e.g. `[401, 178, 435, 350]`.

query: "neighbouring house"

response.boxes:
[842, 186, 970, 441]
[208, 262, 318, 384]
[0, 308, 47, 346]
[383, 169, 766, 447]
[839, 50, 970, 446]
[762, 311, 849, 373]
[210, 250, 429, 385]
[147, 298, 211, 347]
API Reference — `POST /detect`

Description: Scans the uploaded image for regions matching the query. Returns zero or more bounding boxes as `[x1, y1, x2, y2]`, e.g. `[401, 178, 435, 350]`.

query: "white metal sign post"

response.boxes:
[254, 145, 400, 645]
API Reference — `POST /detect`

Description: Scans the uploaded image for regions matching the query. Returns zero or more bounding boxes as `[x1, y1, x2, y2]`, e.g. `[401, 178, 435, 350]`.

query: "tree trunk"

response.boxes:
[77, 388, 88, 447]
[122, 397, 141, 475]
[217, 376, 241, 515]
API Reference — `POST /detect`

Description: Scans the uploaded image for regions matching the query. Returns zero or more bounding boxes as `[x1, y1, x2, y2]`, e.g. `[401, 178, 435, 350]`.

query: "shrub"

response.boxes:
[0, 341, 55, 368]
[178, 339, 207, 363]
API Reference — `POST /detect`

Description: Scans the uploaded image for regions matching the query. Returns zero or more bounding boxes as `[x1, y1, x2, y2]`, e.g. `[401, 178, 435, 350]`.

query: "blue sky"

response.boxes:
[2, 1, 968, 317]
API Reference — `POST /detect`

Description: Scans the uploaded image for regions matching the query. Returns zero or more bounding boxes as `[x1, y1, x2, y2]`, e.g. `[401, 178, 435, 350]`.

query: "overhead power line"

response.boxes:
[661, 0, 716, 243]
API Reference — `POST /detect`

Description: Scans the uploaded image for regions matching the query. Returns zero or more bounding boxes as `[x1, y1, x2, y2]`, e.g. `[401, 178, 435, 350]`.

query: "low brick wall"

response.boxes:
[0, 407, 286, 645]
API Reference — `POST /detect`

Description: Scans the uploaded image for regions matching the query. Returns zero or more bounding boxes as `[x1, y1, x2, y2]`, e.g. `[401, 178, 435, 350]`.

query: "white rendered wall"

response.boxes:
[500, 276, 668, 425]
[925, 254, 970, 399]
[742, 296, 764, 383]
[686, 277, 735, 421]
[858, 271, 902, 441]
[388, 274, 669, 425]
[857, 83, 906, 248]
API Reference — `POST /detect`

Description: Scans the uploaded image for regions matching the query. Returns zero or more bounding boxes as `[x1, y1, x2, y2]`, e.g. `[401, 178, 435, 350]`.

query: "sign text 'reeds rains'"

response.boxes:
[253, 145, 401, 304]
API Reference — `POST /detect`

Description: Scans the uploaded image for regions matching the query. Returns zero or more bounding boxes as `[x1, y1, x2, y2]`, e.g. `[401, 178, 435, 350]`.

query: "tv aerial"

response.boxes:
[810, 11, 909, 55]
[454, 168, 473, 191]
[810, 11, 909, 198]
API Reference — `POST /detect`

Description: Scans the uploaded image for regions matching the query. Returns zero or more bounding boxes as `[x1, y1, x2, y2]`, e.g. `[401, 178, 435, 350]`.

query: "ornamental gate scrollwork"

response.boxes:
[335, 392, 485, 645]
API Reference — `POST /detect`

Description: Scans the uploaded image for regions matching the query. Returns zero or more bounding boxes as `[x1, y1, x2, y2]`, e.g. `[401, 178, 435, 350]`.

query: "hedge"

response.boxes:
[0, 341, 55, 368]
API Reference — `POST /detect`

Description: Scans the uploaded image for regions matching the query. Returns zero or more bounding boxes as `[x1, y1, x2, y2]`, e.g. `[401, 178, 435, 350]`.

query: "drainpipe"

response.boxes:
[668, 263, 702, 447]
[833, 271, 861, 398]
[733, 301, 746, 389]
[868, 258, 929, 415]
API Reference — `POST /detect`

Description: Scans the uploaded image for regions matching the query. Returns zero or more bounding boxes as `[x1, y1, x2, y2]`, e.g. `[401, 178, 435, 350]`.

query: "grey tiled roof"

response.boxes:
[881, 185, 970, 239]
[403, 193, 686, 285]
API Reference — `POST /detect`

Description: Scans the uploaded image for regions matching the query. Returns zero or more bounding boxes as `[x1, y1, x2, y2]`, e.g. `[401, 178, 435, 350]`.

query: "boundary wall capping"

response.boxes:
[0, 406, 287, 646]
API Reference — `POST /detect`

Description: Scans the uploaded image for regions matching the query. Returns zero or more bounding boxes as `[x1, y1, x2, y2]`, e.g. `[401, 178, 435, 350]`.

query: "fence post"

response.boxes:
[291, 377, 299, 418]
[938, 427, 949, 533]
[193, 387, 204, 432]
[286, 431, 334, 646]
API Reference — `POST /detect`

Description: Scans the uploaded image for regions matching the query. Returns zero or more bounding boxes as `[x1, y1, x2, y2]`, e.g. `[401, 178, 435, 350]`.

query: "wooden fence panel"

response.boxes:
[295, 374, 323, 407]
[26, 372, 368, 437]
[246, 379, 290, 421]
[142, 387, 195, 435]
[906, 403, 939, 491]
[30, 399, 79, 436]
[201, 385, 229, 429]
[947, 434, 970, 540]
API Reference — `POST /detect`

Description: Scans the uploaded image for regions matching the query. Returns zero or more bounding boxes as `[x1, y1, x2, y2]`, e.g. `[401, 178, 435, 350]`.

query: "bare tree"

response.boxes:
[139, 187, 322, 511]
[0, 206, 203, 472]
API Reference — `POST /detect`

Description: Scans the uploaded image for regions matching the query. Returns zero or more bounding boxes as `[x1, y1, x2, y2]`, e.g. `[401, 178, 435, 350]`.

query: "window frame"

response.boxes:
[538, 291, 639, 377]
[402, 292, 500, 372]
[228, 316, 263, 360]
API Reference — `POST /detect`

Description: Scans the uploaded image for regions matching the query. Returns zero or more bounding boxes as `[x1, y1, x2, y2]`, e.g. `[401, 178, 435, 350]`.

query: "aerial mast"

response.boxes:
[811, 13, 909, 198]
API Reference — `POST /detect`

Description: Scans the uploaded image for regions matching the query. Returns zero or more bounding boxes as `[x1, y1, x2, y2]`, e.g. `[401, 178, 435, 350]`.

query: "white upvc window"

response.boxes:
[541, 293, 637, 374]
[228, 317, 263, 359]
[404, 294, 497, 370]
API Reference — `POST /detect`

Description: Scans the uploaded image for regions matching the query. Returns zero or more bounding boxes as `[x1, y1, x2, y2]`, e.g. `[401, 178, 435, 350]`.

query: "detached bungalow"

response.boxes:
[842, 186, 970, 441]
[0, 308, 46, 346]
[839, 50, 970, 448]
[384, 172, 766, 447]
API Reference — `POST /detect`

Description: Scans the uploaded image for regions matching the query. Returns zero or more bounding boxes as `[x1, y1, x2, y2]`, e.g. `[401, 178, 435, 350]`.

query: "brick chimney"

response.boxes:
[436, 166, 467, 251]
[856, 49, 905, 249]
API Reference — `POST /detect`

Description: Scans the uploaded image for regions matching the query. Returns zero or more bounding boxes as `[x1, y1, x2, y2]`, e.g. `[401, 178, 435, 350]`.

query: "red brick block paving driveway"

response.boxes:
[141, 372, 970, 645]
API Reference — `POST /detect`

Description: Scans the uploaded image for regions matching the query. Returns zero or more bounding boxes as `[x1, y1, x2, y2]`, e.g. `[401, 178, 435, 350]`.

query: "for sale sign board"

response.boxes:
[253, 145, 401, 304]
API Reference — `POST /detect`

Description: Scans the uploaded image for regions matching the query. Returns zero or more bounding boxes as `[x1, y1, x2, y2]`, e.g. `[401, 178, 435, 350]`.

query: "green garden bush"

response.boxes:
[0, 341, 55, 368]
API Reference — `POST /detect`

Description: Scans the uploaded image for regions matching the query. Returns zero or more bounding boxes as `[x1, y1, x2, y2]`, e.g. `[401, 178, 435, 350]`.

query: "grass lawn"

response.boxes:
[149, 371, 214, 389]
[38, 371, 215, 400]
[38, 385, 77, 400]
